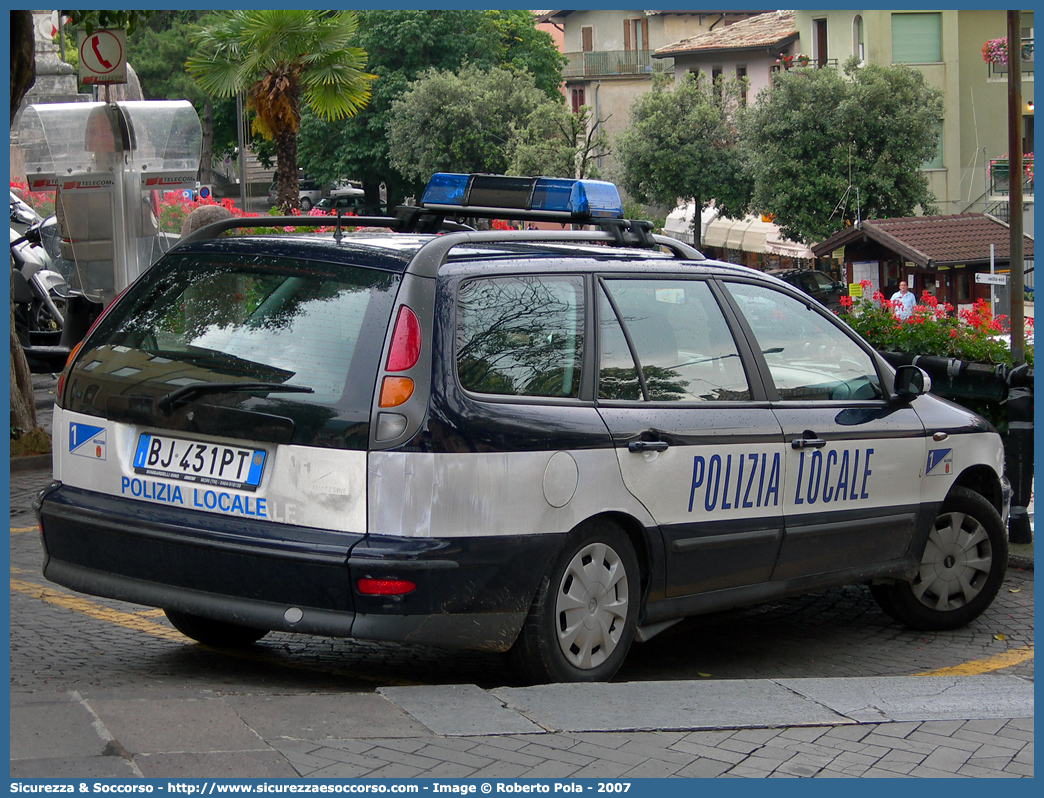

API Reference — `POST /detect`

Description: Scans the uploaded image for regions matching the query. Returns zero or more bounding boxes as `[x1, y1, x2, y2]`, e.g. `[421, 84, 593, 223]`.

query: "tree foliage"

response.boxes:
[387, 65, 553, 183]
[744, 58, 944, 244]
[297, 10, 564, 206]
[615, 72, 750, 247]
[508, 105, 608, 179]
[186, 10, 374, 211]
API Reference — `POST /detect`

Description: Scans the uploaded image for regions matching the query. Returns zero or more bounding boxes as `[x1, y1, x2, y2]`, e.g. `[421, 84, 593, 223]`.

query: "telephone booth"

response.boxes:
[19, 101, 202, 304]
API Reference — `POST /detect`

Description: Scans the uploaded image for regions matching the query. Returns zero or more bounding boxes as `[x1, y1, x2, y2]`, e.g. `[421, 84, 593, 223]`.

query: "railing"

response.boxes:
[773, 58, 839, 71]
[987, 37, 1034, 78]
[563, 50, 674, 79]
[988, 158, 1035, 197]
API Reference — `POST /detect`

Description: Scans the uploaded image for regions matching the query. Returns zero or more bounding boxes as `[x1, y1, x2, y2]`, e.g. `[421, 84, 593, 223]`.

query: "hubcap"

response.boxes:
[913, 510, 992, 611]
[555, 541, 629, 669]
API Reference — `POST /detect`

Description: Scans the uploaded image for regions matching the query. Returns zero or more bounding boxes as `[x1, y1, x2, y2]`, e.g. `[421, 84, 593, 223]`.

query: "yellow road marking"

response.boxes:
[9, 574, 417, 685]
[11, 526, 38, 534]
[10, 578, 187, 642]
[913, 645, 1034, 676]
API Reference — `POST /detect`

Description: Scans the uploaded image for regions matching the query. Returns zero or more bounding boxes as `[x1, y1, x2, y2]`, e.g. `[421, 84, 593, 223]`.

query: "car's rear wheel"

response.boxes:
[300, 197, 313, 212]
[870, 487, 1007, 630]
[509, 520, 639, 683]
[164, 609, 268, 647]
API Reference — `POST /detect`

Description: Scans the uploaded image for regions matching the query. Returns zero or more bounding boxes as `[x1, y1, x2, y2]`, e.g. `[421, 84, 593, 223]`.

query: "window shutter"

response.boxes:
[581, 26, 593, 53]
[641, 18, 649, 51]
[623, 20, 631, 51]
[892, 13, 942, 63]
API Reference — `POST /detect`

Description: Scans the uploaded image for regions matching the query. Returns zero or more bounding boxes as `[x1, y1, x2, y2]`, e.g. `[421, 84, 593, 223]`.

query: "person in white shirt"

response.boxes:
[890, 281, 916, 320]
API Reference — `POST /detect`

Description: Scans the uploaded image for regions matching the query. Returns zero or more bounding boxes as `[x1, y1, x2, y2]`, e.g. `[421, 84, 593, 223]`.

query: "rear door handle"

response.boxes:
[791, 436, 827, 449]
[628, 440, 670, 453]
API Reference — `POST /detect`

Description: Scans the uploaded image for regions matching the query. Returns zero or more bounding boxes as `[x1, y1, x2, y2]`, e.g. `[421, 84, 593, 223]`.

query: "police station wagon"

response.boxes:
[37, 173, 1011, 683]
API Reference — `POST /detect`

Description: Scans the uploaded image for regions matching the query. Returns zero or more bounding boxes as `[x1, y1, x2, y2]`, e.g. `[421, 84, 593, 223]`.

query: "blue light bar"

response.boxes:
[420, 173, 624, 220]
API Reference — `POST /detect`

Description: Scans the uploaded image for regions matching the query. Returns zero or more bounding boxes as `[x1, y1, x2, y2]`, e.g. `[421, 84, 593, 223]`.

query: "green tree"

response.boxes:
[297, 10, 564, 207]
[744, 58, 944, 244]
[615, 72, 750, 248]
[387, 65, 552, 183]
[508, 105, 609, 179]
[186, 10, 374, 211]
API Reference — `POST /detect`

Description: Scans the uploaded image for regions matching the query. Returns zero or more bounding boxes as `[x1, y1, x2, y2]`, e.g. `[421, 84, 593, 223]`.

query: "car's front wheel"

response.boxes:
[164, 609, 268, 647]
[509, 520, 639, 683]
[300, 197, 313, 212]
[870, 487, 1007, 630]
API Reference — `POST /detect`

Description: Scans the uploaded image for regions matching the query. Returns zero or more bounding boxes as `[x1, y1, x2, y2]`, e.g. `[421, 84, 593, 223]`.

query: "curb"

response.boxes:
[10, 454, 52, 472]
[1007, 542, 1034, 571]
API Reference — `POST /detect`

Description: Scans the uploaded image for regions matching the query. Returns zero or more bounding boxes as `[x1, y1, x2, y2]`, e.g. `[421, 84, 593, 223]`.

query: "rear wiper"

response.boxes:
[159, 381, 315, 415]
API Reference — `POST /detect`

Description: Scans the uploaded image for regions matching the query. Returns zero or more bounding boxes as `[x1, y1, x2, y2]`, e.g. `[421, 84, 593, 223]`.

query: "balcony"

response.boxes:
[989, 158, 1035, 198]
[986, 37, 1034, 79]
[563, 50, 674, 79]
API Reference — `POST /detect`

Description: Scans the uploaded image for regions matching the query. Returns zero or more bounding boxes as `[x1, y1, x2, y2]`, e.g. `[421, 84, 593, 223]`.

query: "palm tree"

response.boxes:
[187, 10, 374, 211]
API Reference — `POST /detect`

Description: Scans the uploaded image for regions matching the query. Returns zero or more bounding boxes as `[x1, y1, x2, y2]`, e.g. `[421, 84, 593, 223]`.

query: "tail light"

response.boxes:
[378, 306, 421, 408]
[357, 577, 416, 596]
[385, 305, 421, 371]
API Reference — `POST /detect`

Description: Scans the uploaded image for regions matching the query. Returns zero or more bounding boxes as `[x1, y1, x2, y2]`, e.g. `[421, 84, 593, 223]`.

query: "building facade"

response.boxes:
[538, 10, 762, 176]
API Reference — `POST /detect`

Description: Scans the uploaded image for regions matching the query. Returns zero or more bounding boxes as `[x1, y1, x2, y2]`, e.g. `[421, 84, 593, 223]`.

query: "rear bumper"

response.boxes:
[37, 484, 559, 651]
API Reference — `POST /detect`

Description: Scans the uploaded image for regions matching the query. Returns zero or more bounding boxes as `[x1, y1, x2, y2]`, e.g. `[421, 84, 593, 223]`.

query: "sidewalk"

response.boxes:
[10, 675, 1034, 778]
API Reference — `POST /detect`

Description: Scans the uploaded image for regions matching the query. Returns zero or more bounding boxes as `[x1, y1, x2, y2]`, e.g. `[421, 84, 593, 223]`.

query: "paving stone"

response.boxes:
[958, 763, 1023, 777]
[675, 758, 732, 778]
[731, 727, 785, 745]
[778, 726, 831, 743]
[567, 760, 631, 778]
[909, 730, 984, 753]
[668, 740, 748, 765]
[465, 743, 548, 767]
[617, 739, 698, 765]
[518, 760, 582, 778]
[469, 761, 536, 778]
[620, 757, 688, 778]
[413, 743, 493, 768]
[1004, 761, 1035, 777]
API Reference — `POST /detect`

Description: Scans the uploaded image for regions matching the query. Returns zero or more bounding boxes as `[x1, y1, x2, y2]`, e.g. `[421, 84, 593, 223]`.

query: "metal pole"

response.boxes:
[1005, 10, 1031, 546]
[990, 243, 996, 316]
[1007, 11, 1025, 365]
[236, 91, 247, 212]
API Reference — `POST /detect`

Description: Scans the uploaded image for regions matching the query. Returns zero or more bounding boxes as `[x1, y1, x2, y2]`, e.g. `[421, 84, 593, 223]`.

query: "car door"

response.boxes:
[594, 276, 787, 597]
[721, 279, 927, 580]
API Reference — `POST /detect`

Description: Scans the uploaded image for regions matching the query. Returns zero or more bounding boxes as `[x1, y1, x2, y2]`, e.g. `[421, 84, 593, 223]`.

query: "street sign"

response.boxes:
[975, 272, 1009, 285]
[77, 29, 127, 85]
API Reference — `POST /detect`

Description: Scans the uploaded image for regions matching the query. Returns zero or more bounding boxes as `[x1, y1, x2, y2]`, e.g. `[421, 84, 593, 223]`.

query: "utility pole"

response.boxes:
[1007, 11, 1025, 365]
[1004, 10, 1032, 546]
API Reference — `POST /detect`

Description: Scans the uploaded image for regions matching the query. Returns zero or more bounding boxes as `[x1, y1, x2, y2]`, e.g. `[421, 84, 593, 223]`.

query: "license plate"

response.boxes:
[133, 433, 267, 491]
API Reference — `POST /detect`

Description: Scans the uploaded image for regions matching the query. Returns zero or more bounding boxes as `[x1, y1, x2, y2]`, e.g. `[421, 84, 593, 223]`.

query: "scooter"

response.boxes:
[10, 196, 82, 372]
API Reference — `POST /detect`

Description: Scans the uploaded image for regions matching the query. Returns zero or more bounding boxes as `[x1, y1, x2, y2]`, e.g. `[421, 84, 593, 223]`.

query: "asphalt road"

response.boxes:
[10, 463, 1034, 693]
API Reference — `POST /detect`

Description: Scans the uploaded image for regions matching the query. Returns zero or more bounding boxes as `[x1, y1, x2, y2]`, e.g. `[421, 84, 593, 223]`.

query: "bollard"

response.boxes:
[1004, 366, 1034, 544]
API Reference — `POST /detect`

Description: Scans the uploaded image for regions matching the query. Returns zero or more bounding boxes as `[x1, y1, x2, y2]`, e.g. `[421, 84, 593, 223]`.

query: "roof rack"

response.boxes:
[176, 173, 703, 256]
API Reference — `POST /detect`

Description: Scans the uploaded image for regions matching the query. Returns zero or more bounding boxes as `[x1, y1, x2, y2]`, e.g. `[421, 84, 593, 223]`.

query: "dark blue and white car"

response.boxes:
[37, 174, 1011, 683]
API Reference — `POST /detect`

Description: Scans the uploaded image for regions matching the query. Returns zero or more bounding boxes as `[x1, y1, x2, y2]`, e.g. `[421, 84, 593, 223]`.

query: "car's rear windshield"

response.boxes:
[63, 251, 400, 449]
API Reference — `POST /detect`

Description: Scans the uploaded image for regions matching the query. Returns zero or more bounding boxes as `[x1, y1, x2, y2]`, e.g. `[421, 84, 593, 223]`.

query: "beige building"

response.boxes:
[537, 10, 761, 176]
[794, 9, 1034, 232]
[655, 10, 799, 102]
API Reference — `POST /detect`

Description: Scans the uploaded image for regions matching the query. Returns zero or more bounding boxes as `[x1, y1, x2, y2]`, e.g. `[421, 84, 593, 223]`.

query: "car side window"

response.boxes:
[456, 275, 584, 398]
[599, 279, 751, 402]
[725, 281, 883, 401]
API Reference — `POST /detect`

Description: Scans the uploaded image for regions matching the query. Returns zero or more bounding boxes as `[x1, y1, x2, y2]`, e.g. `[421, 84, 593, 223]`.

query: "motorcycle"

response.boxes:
[10, 193, 85, 372]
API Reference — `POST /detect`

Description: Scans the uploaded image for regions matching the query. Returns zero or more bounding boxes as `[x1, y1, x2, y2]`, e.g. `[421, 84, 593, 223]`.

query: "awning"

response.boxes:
[670, 203, 813, 259]
[663, 202, 719, 245]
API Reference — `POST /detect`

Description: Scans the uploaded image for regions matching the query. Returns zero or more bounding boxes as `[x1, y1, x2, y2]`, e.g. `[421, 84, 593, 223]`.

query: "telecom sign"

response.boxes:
[77, 29, 127, 85]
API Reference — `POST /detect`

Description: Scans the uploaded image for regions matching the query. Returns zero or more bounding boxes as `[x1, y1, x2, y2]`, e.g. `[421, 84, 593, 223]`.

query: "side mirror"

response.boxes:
[894, 365, 931, 399]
